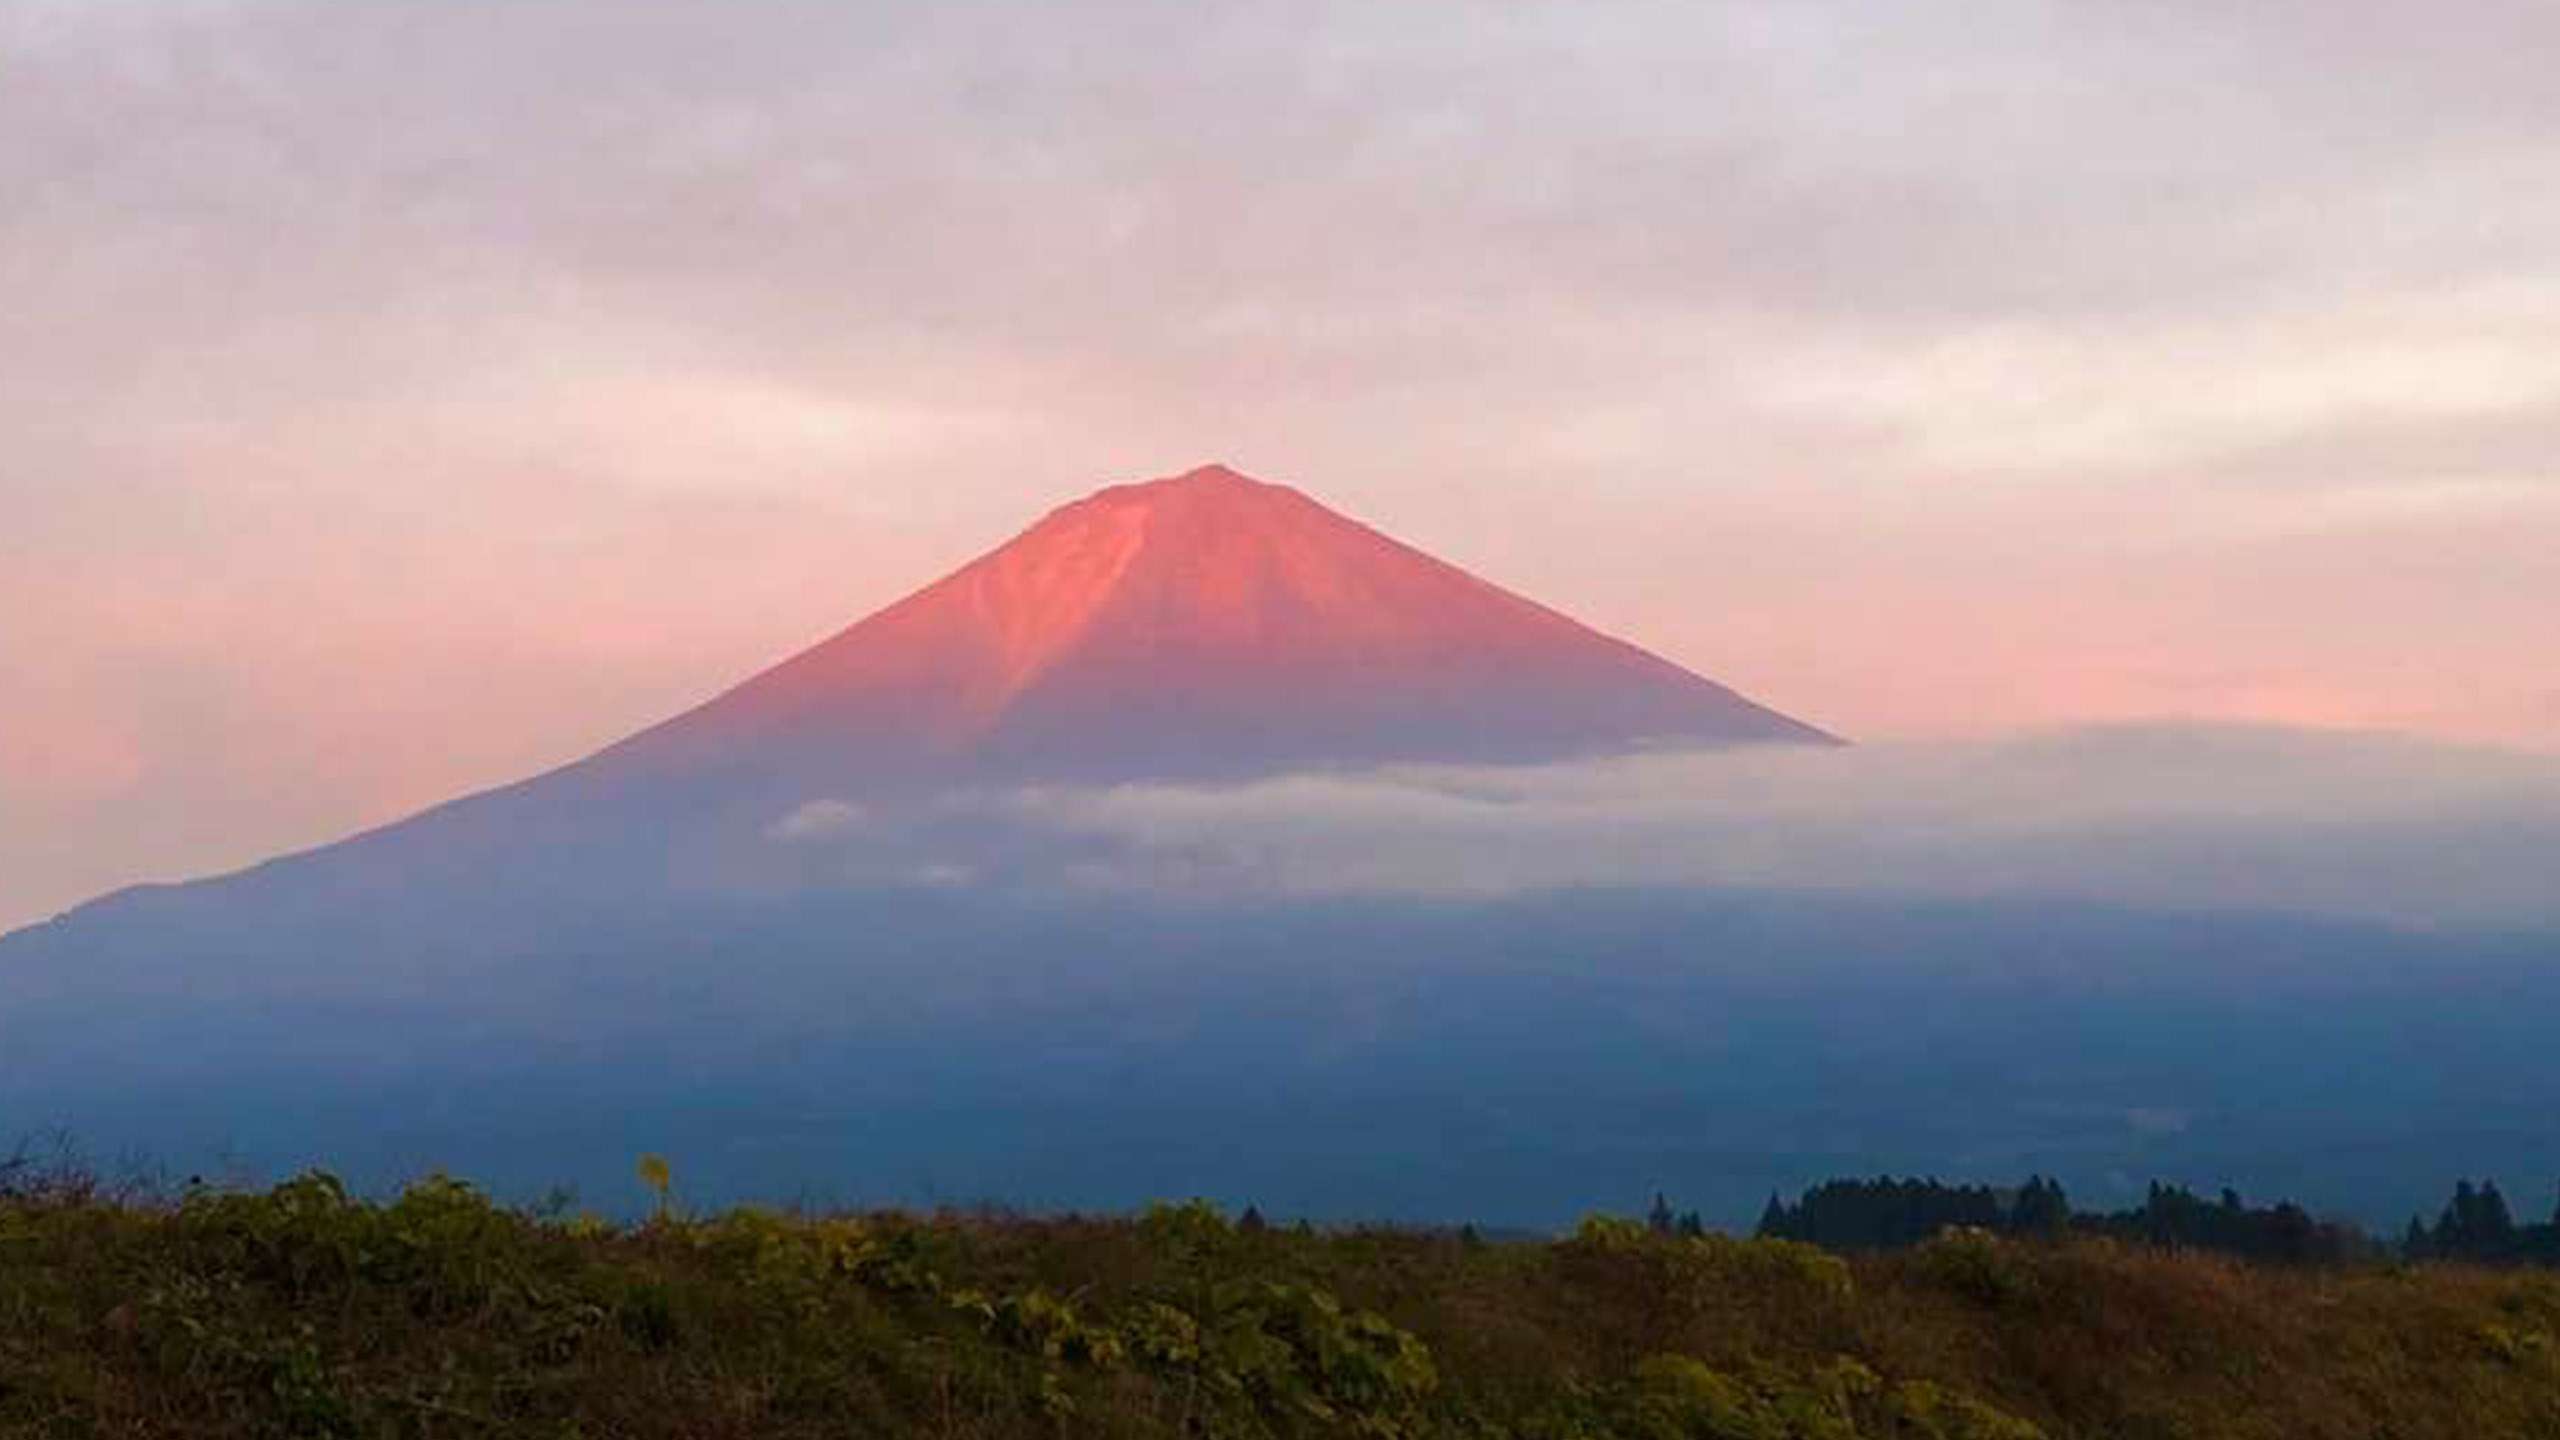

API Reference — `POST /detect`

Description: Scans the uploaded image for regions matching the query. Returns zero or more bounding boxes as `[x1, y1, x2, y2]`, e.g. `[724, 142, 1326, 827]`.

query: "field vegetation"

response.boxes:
[5, 1152, 2559, 1438]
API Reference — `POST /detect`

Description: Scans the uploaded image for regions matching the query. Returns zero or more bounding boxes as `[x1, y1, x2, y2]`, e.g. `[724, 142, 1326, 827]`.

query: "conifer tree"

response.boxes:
[1757, 1193, 1789, 1239]
[2434, 1185, 2464, 1254]
[2012, 1176, 2071, 1236]
[2480, 1181, 2516, 1244]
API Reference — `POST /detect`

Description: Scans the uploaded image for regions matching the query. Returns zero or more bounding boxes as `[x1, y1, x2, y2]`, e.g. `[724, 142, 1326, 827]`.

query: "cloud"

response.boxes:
[766, 799, 868, 842]
[1742, 279, 2560, 474]
[1004, 727, 2560, 931]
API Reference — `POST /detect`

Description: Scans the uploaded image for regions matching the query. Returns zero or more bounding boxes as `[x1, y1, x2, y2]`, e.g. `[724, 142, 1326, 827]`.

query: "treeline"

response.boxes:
[2403, 1178, 2560, 1264]
[1733, 1174, 2560, 1265]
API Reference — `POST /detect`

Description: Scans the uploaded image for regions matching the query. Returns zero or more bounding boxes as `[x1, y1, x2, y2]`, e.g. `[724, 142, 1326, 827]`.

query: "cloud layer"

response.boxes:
[1005, 727, 2560, 931]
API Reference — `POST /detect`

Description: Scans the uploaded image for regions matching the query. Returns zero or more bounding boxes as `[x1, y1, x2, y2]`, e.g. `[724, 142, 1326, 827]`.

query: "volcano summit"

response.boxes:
[593, 462, 1834, 795]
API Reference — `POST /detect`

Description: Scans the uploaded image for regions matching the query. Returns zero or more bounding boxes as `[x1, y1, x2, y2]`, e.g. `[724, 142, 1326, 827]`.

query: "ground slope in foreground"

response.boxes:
[5, 1173, 2555, 1439]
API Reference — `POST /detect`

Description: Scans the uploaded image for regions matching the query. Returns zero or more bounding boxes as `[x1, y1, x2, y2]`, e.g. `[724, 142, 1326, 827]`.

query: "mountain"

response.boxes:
[32, 467, 2559, 1233]
[591, 462, 1832, 792]
[20, 463, 1831, 915]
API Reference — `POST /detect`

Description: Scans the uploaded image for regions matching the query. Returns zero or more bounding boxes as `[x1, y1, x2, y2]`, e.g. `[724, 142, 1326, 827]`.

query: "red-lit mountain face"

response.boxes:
[589, 464, 1835, 795]
[40, 464, 1834, 912]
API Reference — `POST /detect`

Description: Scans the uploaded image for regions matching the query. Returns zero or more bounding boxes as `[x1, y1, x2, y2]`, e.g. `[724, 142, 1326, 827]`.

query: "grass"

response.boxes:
[4, 1165, 2560, 1438]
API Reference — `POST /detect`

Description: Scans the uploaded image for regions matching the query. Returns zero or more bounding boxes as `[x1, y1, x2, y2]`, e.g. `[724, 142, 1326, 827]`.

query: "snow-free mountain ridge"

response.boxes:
[17, 462, 1831, 928]
[589, 462, 1834, 793]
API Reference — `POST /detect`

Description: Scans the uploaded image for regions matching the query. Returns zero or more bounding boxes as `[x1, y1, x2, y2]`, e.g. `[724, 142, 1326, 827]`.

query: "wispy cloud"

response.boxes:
[766, 799, 868, 842]
[1004, 727, 2560, 930]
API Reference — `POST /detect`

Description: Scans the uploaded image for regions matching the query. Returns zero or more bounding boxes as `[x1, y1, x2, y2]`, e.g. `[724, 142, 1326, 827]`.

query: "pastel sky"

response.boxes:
[5, 0, 2558, 930]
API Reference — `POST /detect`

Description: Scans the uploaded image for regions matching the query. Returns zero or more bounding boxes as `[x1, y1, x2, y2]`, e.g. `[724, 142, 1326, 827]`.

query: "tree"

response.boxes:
[1757, 1193, 1790, 1239]
[2431, 1178, 2519, 1258]
[2011, 1176, 2071, 1237]
[2266, 1203, 2318, 1263]
[2436, 1181, 2479, 1254]
[1647, 1192, 1677, 1237]
[2480, 1181, 2517, 1244]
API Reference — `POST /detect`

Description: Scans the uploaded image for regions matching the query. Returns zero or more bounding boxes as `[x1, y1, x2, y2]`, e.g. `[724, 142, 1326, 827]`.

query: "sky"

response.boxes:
[5, 0, 2559, 930]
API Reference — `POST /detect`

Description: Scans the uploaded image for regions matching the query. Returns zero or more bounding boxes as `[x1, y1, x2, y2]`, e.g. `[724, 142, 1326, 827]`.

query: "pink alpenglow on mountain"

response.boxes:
[596, 464, 1837, 792]
[25, 463, 1835, 922]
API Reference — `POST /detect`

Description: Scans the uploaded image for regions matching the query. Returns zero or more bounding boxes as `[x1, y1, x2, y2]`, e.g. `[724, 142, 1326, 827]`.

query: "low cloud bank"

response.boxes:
[999, 726, 2560, 931]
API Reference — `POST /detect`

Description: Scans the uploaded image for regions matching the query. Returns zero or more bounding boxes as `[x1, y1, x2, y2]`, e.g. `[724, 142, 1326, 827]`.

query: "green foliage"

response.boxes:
[1543, 1352, 2049, 1440]
[1885, 1380, 2047, 1440]
[1195, 1281, 1438, 1433]
[1628, 1353, 1873, 1439]
[1914, 1227, 2037, 1308]
[635, 1153, 674, 1223]
[6, 1173, 2560, 1438]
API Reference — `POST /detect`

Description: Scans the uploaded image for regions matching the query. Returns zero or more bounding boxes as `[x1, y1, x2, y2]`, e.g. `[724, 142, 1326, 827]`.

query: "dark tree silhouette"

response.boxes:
[2012, 1176, 2071, 1236]
[1646, 1192, 1676, 1237]
[1762, 1174, 2367, 1263]
[2428, 1177, 2538, 1261]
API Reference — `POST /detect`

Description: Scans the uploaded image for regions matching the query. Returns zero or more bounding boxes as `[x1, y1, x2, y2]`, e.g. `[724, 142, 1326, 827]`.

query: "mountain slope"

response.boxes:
[587, 463, 1833, 791]
[10, 461, 1831, 926]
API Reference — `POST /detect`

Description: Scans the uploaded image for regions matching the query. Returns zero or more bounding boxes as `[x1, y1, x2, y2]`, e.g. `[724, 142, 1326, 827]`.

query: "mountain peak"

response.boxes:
[1160, 461, 1257, 488]
[1062, 461, 1297, 517]
[594, 463, 1835, 792]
